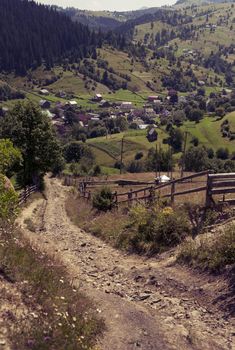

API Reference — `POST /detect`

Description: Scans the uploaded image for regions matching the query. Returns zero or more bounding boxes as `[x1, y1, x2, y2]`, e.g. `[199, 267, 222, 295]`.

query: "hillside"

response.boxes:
[1, 1, 234, 97]
[0, 0, 99, 74]
[176, 0, 234, 5]
[0, 0, 234, 177]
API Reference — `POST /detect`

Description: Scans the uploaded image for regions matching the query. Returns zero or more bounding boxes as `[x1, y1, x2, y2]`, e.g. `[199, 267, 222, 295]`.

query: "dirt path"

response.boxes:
[17, 177, 235, 350]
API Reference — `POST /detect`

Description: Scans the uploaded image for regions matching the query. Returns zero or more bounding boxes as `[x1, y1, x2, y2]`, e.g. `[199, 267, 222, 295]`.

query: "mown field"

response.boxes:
[85, 111, 235, 173]
[180, 112, 235, 153]
[87, 128, 169, 168]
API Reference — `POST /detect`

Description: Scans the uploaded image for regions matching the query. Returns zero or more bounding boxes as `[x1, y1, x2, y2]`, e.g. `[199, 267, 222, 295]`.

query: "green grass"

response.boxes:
[181, 112, 235, 153]
[103, 89, 145, 107]
[100, 166, 120, 175]
[178, 223, 235, 272]
[87, 128, 168, 168]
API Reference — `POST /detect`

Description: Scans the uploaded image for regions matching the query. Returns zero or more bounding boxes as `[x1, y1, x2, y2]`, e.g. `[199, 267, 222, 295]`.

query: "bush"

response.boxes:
[0, 175, 18, 224]
[129, 203, 190, 254]
[135, 152, 144, 160]
[93, 165, 101, 176]
[178, 224, 235, 272]
[216, 147, 229, 160]
[92, 187, 114, 212]
[127, 160, 145, 173]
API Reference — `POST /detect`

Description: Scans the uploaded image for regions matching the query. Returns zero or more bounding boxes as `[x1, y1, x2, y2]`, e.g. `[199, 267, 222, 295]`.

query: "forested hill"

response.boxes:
[0, 0, 98, 74]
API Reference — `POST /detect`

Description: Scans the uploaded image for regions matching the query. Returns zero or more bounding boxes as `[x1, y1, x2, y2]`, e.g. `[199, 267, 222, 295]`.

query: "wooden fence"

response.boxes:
[206, 173, 235, 207]
[19, 185, 38, 206]
[75, 171, 235, 209]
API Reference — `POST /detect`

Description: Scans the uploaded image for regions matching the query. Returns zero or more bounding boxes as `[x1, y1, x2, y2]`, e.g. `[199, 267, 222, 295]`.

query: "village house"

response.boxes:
[0, 107, 9, 116]
[138, 124, 149, 130]
[77, 114, 92, 126]
[92, 93, 103, 102]
[43, 109, 55, 119]
[148, 95, 159, 103]
[55, 91, 67, 98]
[120, 101, 133, 110]
[147, 128, 158, 142]
[69, 100, 78, 107]
[99, 100, 111, 108]
[198, 80, 206, 87]
[39, 100, 51, 109]
[39, 89, 49, 96]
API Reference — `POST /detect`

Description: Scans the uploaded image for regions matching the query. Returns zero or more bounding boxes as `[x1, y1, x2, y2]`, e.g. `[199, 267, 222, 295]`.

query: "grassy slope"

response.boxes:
[87, 128, 168, 167]
[181, 112, 235, 152]
[172, 3, 235, 58]
[87, 111, 235, 169]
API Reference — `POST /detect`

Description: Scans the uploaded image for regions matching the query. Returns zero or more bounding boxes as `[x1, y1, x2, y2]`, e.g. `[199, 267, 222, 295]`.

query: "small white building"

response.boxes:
[155, 175, 171, 184]
[138, 124, 149, 130]
[39, 89, 49, 96]
[69, 100, 78, 106]
[198, 80, 206, 86]
[121, 102, 133, 109]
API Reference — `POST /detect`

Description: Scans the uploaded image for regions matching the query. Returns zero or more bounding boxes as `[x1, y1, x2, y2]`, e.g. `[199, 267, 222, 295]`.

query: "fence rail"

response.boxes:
[64, 171, 235, 209]
[19, 185, 38, 206]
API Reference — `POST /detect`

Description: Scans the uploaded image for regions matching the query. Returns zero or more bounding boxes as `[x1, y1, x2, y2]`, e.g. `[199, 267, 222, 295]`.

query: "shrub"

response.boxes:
[92, 187, 114, 212]
[0, 175, 18, 224]
[178, 224, 235, 272]
[129, 203, 190, 254]
[127, 160, 145, 173]
[216, 147, 229, 160]
[93, 165, 101, 176]
[135, 152, 144, 160]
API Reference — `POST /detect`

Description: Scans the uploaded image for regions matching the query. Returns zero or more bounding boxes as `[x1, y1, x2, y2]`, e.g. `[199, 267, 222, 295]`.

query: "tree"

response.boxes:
[0, 101, 62, 185]
[215, 107, 225, 118]
[188, 109, 203, 122]
[146, 147, 174, 172]
[116, 117, 128, 131]
[0, 0, 100, 74]
[169, 129, 184, 152]
[172, 110, 186, 126]
[0, 139, 22, 175]
[63, 142, 95, 163]
[184, 146, 209, 172]
[216, 148, 229, 160]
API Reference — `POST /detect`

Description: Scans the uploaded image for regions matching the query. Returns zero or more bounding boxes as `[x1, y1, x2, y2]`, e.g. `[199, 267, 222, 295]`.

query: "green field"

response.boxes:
[87, 128, 169, 168]
[181, 112, 235, 153]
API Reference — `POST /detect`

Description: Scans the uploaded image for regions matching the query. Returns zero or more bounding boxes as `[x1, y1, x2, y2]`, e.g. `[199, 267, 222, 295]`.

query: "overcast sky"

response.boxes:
[37, 0, 176, 11]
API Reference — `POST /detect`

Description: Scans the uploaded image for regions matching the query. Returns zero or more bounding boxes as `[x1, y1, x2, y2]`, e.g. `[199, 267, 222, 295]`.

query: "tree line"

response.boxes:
[0, 0, 100, 74]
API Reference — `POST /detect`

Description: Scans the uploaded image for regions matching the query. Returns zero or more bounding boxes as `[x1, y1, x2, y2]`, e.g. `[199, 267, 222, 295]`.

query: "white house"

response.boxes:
[138, 124, 149, 130]
[69, 100, 78, 106]
[39, 89, 49, 96]
[121, 102, 133, 109]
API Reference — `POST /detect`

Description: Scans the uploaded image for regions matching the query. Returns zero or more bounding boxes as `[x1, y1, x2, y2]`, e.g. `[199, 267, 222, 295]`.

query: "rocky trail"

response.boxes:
[17, 177, 235, 350]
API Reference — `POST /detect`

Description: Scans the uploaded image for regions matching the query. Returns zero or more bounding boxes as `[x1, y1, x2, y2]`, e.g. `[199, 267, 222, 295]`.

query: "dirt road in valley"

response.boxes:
[18, 177, 235, 350]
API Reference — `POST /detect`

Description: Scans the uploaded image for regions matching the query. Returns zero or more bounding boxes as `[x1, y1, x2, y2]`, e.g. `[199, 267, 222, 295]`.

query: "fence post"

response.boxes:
[171, 181, 175, 205]
[128, 189, 133, 208]
[87, 191, 91, 202]
[149, 186, 155, 205]
[113, 191, 118, 209]
[24, 187, 27, 203]
[206, 175, 213, 207]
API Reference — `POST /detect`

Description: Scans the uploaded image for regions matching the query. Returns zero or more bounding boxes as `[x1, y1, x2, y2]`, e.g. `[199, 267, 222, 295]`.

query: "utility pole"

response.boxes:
[170, 146, 173, 180]
[181, 131, 189, 178]
[159, 144, 162, 178]
[167, 144, 170, 178]
[155, 143, 158, 178]
[120, 136, 125, 175]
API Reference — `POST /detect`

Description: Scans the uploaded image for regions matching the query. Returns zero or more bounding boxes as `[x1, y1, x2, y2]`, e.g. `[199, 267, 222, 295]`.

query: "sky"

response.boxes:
[37, 0, 176, 12]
